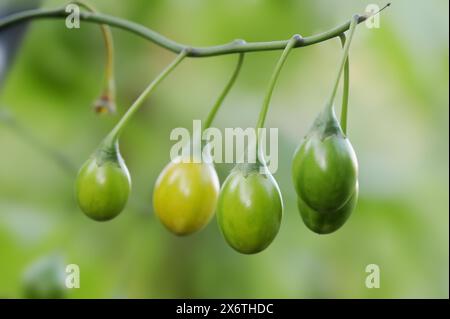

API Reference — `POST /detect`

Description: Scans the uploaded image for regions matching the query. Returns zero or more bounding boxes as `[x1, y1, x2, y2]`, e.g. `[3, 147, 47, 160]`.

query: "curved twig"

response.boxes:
[0, 5, 389, 57]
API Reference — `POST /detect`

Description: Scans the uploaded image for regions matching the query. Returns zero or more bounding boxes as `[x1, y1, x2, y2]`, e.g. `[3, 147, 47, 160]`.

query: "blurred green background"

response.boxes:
[0, 0, 448, 298]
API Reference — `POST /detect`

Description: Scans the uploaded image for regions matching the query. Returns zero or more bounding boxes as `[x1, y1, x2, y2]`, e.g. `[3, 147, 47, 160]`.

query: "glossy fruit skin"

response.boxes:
[292, 108, 358, 234]
[76, 144, 131, 222]
[298, 183, 358, 234]
[292, 131, 357, 212]
[22, 255, 66, 299]
[153, 158, 220, 236]
[217, 165, 283, 254]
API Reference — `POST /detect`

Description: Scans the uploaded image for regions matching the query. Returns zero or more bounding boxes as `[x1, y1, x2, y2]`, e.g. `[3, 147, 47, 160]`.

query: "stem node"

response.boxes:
[233, 39, 247, 46]
[292, 34, 303, 44]
[0, 5, 391, 57]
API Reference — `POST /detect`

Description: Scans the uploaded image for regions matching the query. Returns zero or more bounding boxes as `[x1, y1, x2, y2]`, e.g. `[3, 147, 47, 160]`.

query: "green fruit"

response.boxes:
[292, 107, 358, 234]
[292, 13, 360, 234]
[298, 183, 358, 234]
[22, 254, 66, 299]
[217, 164, 283, 254]
[292, 134, 357, 212]
[153, 158, 220, 236]
[75, 141, 131, 221]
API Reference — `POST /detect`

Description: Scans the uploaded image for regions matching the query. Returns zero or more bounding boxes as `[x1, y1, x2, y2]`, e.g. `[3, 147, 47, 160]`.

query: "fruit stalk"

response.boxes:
[256, 35, 300, 130]
[326, 15, 358, 113]
[105, 49, 188, 144]
[203, 52, 245, 129]
[339, 33, 350, 135]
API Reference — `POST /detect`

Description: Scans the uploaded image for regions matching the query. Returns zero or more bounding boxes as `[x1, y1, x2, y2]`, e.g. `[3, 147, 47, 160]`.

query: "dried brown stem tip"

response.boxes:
[94, 94, 116, 114]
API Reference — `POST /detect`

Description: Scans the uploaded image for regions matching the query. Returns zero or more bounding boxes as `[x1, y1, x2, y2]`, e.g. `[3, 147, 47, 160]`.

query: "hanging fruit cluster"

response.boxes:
[73, 15, 362, 255]
[292, 18, 359, 235]
[0, 3, 388, 255]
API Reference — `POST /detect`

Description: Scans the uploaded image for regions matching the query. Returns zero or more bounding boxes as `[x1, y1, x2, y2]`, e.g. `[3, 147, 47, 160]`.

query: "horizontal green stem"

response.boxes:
[0, 6, 372, 57]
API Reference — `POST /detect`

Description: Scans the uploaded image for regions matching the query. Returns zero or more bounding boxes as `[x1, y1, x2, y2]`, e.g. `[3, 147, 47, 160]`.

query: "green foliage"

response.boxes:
[0, 0, 448, 298]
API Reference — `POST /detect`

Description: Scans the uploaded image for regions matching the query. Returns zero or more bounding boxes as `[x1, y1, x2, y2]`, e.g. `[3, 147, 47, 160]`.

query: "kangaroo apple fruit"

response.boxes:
[298, 182, 359, 234]
[292, 16, 360, 234]
[75, 140, 131, 221]
[153, 157, 220, 236]
[292, 107, 358, 234]
[217, 164, 283, 254]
